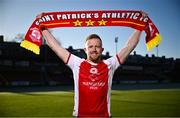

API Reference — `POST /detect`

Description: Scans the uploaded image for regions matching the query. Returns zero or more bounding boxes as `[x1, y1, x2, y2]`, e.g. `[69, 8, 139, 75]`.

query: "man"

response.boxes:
[39, 13, 143, 117]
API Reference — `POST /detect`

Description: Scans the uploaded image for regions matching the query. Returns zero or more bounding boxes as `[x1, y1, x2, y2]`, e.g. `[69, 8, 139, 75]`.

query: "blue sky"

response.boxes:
[0, 0, 180, 58]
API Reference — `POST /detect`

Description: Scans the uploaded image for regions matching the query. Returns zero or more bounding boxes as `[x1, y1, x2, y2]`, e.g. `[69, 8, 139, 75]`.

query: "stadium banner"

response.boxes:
[20, 10, 162, 55]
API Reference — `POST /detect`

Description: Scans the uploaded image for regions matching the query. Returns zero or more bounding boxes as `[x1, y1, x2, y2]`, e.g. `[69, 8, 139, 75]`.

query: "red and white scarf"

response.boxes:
[20, 10, 162, 55]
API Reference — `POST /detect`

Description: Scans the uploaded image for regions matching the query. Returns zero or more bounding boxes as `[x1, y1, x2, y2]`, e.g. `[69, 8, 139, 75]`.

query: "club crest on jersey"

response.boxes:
[89, 67, 98, 82]
[90, 67, 98, 74]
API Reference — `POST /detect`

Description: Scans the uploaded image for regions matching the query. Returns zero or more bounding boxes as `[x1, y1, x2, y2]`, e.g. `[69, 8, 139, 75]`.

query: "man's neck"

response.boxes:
[86, 58, 101, 64]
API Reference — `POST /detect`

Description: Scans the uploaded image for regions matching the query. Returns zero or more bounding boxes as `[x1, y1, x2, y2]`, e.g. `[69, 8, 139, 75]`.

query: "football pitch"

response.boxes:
[0, 88, 180, 117]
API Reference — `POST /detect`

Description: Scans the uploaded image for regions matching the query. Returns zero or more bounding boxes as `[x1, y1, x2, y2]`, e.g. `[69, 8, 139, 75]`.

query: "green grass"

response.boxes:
[111, 89, 180, 117]
[0, 89, 180, 117]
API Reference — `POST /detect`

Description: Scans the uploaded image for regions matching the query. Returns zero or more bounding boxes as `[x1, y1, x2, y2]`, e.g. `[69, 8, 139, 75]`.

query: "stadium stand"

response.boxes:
[0, 36, 179, 86]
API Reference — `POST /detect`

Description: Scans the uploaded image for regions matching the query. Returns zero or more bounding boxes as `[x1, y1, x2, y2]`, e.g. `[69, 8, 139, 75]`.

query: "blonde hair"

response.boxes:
[85, 34, 102, 42]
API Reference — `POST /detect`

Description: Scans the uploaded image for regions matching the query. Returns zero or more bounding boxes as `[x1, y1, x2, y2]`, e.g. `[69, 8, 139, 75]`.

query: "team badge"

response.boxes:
[89, 67, 99, 82]
[29, 27, 41, 43]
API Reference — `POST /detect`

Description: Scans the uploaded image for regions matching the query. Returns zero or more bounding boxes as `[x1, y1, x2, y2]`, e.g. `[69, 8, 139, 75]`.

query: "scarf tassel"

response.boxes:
[146, 34, 162, 51]
[20, 39, 40, 55]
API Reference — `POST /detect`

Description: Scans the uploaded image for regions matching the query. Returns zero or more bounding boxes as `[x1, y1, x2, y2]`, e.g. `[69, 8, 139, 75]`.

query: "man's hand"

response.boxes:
[36, 13, 47, 31]
[140, 10, 148, 18]
[36, 13, 45, 19]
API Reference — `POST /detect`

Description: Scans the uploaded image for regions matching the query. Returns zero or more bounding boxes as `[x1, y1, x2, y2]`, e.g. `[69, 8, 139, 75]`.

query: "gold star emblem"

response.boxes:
[73, 20, 83, 26]
[98, 19, 107, 26]
[85, 19, 95, 26]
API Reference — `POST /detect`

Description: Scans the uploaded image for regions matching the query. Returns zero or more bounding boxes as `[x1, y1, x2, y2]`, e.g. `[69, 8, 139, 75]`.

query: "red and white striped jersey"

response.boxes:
[67, 54, 121, 117]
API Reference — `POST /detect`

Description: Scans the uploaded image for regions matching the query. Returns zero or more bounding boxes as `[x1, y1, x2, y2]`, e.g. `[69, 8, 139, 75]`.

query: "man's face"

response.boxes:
[84, 38, 104, 63]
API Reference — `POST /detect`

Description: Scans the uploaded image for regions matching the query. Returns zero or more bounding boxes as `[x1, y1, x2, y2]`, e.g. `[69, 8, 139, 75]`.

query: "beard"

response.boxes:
[88, 52, 101, 63]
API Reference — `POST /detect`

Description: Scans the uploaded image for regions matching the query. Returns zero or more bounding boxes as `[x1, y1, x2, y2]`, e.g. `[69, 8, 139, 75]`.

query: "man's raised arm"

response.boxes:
[42, 30, 70, 63]
[117, 30, 142, 64]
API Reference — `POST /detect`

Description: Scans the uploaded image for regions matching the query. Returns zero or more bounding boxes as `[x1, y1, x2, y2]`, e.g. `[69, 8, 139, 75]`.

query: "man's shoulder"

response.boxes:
[68, 54, 85, 63]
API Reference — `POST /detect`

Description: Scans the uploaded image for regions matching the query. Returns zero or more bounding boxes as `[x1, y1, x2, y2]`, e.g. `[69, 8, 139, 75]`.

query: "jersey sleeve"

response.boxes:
[105, 55, 121, 71]
[66, 53, 84, 70]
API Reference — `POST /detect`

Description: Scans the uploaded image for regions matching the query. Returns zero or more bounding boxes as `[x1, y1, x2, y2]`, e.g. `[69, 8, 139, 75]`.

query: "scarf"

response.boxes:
[20, 10, 162, 55]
